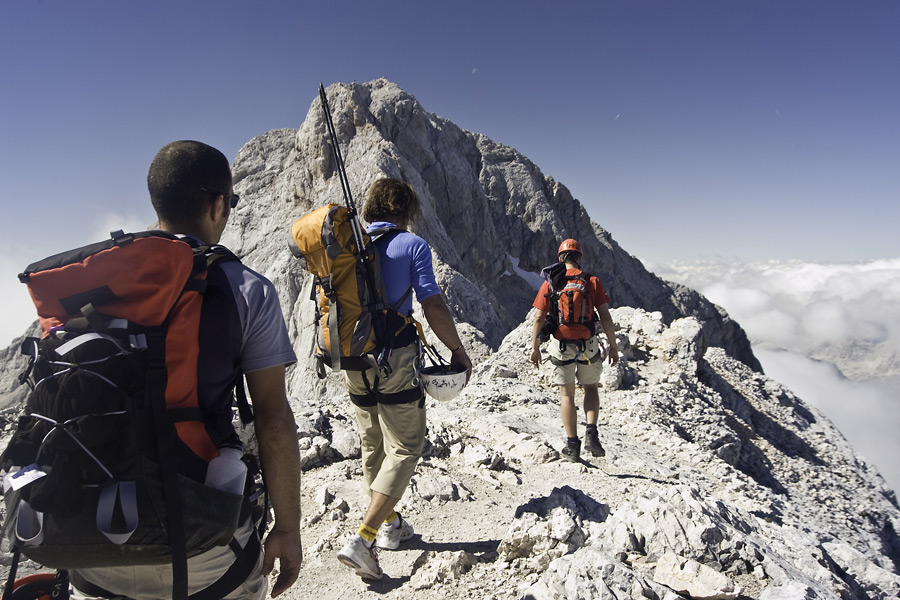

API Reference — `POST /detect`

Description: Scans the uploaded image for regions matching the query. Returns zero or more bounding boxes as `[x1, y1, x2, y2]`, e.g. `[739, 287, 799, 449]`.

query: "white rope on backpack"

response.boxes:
[33, 364, 123, 393]
[30, 412, 125, 480]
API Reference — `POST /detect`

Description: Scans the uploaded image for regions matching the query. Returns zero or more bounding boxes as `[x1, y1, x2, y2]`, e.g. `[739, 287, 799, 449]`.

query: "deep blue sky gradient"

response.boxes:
[2, 0, 898, 266]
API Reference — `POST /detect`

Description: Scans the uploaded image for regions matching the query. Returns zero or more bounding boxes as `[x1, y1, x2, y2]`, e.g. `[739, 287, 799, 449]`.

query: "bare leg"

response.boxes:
[559, 383, 578, 438]
[583, 384, 599, 426]
[362, 491, 400, 530]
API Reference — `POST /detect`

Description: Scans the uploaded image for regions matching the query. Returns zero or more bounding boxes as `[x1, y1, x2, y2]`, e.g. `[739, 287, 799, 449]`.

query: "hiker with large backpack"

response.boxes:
[331, 179, 472, 580]
[2, 141, 302, 599]
[288, 86, 471, 581]
[529, 239, 619, 462]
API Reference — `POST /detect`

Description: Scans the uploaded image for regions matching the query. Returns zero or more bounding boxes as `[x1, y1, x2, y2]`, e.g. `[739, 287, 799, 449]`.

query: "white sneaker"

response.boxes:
[375, 515, 415, 550]
[337, 534, 383, 579]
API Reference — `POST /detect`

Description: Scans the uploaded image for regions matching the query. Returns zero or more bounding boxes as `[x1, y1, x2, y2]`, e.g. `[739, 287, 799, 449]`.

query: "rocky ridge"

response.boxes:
[3, 307, 898, 597]
[270, 307, 900, 599]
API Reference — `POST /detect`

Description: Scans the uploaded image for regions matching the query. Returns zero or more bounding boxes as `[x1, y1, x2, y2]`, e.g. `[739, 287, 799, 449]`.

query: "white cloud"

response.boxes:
[658, 258, 900, 492]
[89, 212, 156, 242]
[658, 258, 900, 376]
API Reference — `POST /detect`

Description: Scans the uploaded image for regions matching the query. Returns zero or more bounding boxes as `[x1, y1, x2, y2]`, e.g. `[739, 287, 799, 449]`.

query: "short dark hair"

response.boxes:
[147, 140, 232, 226]
[362, 178, 420, 224]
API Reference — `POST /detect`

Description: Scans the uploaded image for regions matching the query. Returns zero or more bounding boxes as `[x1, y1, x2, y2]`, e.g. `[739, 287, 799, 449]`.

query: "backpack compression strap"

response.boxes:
[145, 327, 189, 600]
[317, 273, 343, 373]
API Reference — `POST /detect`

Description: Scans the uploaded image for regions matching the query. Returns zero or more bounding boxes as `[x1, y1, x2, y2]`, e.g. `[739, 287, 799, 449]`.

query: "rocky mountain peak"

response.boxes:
[220, 78, 759, 400]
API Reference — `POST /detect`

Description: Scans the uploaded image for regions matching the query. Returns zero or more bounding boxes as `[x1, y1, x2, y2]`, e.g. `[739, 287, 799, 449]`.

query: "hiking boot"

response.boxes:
[375, 514, 415, 550]
[337, 535, 383, 580]
[561, 439, 581, 462]
[584, 429, 605, 457]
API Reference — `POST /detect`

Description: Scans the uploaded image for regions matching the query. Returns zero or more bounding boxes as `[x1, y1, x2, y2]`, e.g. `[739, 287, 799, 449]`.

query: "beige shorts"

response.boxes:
[548, 336, 604, 386]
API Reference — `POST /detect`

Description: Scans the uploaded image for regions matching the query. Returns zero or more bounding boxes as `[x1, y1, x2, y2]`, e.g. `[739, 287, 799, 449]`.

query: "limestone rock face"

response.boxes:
[219, 78, 759, 400]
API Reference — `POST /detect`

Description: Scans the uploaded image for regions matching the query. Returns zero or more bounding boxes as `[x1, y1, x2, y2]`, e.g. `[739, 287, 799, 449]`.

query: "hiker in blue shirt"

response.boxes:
[337, 178, 472, 580]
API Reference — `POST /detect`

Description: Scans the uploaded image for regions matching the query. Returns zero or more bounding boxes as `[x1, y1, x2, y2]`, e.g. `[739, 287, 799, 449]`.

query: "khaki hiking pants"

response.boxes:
[353, 399, 426, 499]
[344, 342, 426, 499]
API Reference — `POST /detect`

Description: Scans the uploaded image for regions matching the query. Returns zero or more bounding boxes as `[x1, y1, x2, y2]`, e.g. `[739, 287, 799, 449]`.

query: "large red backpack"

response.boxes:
[1, 231, 252, 600]
[539, 262, 598, 341]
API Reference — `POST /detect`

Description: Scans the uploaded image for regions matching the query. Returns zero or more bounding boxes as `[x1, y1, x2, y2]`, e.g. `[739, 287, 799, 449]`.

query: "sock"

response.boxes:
[383, 511, 400, 528]
[357, 524, 378, 547]
[567, 436, 580, 446]
[585, 424, 598, 434]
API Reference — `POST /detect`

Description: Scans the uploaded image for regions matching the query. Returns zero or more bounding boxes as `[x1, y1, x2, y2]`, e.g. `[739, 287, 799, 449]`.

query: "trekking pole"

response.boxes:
[318, 83, 367, 254]
[319, 83, 393, 373]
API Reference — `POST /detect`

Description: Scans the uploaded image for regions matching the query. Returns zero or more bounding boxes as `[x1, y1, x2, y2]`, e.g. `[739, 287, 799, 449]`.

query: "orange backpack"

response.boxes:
[540, 263, 598, 341]
[289, 204, 409, 376]
[1, 231, 251, 599]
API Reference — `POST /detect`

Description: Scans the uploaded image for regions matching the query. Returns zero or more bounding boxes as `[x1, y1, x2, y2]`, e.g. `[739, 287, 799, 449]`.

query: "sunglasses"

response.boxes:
[200, 187, 240, 209]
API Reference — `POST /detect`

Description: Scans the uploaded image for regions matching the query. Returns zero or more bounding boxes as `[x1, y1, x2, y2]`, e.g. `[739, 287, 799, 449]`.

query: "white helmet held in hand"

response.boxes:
[421, 365, 467, 401]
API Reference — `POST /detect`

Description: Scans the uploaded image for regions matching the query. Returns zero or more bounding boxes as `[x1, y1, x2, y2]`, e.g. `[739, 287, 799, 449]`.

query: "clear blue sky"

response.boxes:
[2, 0, 899, 272]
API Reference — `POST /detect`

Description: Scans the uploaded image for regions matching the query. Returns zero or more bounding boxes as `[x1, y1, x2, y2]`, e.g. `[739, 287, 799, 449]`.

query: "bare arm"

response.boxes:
[596, 303, 619, 365]
[530, 309, 547, 367]
[420, 294, 472, 382]
[245, 365, 302, 597]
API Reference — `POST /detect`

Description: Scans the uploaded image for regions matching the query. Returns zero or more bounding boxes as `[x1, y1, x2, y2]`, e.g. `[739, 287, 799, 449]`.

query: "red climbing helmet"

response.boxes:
[557, 239, 582, 257]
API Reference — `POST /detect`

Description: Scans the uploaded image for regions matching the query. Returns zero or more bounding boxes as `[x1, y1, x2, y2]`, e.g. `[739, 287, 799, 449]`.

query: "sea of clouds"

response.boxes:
[652, 258, 900, 493]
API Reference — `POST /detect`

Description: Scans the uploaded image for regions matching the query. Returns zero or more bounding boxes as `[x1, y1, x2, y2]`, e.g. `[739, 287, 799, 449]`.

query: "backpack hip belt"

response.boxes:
[550, 339, 603, 366]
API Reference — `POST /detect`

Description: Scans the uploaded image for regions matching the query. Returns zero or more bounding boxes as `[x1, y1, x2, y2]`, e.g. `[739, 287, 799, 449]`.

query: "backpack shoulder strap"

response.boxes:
[578, 271, 597, 299]
[192, 244, 253, 425]
[192, 243, 241, 267]
[571, 270, 593, 283]
[367, 226, 412, 311]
